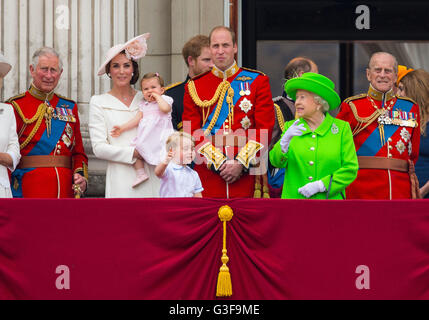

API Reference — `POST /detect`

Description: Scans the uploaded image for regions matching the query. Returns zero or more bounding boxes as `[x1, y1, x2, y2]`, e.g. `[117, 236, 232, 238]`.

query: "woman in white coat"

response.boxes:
[0, 53, 20, 198]
[89, 34, 160, 198]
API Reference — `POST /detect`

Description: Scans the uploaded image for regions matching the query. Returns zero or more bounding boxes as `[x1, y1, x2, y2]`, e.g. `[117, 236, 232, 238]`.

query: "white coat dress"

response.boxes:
[0, 103, 21, 198]
[89, 92, 160, 198]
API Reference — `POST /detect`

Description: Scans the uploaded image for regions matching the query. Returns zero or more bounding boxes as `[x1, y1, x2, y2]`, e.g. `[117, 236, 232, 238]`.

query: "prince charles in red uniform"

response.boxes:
[7, 47, 88, 198]
[182, 26, 274, 198]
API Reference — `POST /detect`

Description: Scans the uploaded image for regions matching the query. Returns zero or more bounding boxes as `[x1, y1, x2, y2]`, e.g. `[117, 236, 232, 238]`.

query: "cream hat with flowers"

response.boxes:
[97, 33, 150, 76]
[0, 52, 12, 78]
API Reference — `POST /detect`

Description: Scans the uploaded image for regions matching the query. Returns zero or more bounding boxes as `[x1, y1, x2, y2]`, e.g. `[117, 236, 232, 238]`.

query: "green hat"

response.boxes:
[284, 72, 341, 110]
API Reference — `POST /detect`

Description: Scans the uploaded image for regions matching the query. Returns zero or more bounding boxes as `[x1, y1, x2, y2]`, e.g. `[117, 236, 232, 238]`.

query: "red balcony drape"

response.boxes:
[0, 198, 428, 300]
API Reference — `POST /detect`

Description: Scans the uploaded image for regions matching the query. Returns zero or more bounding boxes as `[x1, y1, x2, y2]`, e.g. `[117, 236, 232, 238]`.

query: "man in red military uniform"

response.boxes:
[182, 26, 274, 198]
[337, 52, 420, 199]
[7, 47, 88, 198]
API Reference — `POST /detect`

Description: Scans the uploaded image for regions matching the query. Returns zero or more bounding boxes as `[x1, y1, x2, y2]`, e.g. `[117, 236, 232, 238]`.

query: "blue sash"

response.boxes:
[203, 70, 257, 136]
[12, 98, 75, 197]
[268, 168, 285, 189]
[357, 99, 414, 156]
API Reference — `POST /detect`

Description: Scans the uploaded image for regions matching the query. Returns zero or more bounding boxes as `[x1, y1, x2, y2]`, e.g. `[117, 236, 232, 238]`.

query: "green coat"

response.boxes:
[269, 114, 358, 199]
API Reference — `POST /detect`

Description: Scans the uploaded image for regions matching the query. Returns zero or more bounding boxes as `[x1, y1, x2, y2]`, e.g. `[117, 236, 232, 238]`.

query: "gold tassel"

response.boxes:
[254, 175, 262, 198]
[263, 186, 270, 198]
[216, 206, 234, 297]
[379, 123, 385, 147]
[73, 184, 82, 199]
[262, 173, 270, 198]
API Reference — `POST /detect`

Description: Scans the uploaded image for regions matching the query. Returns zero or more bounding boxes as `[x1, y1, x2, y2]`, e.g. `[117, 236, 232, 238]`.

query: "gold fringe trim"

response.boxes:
[216, 205, 234, 297]
[254, 174, 270, 198]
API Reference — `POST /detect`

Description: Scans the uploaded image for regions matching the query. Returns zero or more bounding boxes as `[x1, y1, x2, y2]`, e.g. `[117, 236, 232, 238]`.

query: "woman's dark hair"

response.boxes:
[105, 50, 139, 85]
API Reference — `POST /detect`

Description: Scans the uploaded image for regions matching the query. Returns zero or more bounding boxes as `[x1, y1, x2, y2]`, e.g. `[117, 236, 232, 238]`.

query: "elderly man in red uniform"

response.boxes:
[182, 26, 274, 198]
[7, 47, 88, 198]
[337, 52, 420, 199]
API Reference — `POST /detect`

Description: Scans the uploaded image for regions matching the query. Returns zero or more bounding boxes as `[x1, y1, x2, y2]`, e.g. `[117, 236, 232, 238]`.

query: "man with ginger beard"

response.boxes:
[166, 35, 213, 131]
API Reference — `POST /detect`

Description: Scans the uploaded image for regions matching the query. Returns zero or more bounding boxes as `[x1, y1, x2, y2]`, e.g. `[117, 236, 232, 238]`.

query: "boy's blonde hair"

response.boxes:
[166, 132, 195, 151]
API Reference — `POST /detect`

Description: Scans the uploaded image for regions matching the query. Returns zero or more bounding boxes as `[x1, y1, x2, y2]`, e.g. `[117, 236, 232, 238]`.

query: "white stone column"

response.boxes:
[169, 0, 224, 84]
[137, 0, 172, 84]
[0, 0, 138, 197]
[0, 0, 224, 197]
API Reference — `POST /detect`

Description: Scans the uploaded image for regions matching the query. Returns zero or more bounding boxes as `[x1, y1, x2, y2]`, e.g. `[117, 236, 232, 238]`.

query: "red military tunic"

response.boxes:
[182, 62, 274, 198]
[336, 86, 420, 199]
[7, 84, 88, 198]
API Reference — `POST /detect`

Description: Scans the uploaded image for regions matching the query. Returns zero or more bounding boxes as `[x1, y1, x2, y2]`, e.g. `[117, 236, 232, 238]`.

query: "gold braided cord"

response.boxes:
[12, 102, 48, 150]
[348, 101, 383, 136]
[20, 106, 46, 150]
[204, 86, 234, 136]
[12, 101, 46, 125]
[188, 80, 234, 136]
[274, 103, 285, 132]
[188, 80, 230, 108]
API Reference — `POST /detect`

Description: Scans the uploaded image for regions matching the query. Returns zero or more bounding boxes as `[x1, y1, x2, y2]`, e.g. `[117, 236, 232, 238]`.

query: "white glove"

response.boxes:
[280, 119, 306, 153]
[298, 180, 326, 198]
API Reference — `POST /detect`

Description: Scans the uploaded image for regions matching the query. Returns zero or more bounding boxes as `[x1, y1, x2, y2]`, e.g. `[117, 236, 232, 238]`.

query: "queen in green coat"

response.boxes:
[270, 73, 358, 199]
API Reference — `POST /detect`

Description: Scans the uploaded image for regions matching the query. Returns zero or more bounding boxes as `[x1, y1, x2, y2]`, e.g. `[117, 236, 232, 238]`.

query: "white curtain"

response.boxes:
[362, 42, 429, 71]
[402, 43, 429, 70]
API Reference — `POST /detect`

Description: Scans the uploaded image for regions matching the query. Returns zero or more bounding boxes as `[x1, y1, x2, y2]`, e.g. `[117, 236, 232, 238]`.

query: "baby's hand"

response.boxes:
[110, 125, 122, 137]
[151, 92, 162, 100]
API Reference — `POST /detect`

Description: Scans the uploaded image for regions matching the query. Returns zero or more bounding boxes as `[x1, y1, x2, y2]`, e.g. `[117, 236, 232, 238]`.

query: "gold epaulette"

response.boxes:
[241, 67, 266, 76]
[343, 93, 367, 104]
[6, 92, 26, 103]
[165, 81, 184, 91]
[56, 94, 77, 104]
[396, 95, 418, 105]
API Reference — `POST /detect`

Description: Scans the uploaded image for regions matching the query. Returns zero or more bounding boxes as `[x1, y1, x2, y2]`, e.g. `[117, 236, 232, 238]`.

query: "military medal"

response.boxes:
[245, 83, 251, 96]
[66, 108, 76, 123]
[62, 134, 72, 148]
[241, 116, 251, 130]
[239, 98, 253, 113]
[239, 82, 251, 96]
[396, 140, 406, 154]
[239, 83, 246, 96]
[400, 128, 411, 142]
[66, 123, 73, 139]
